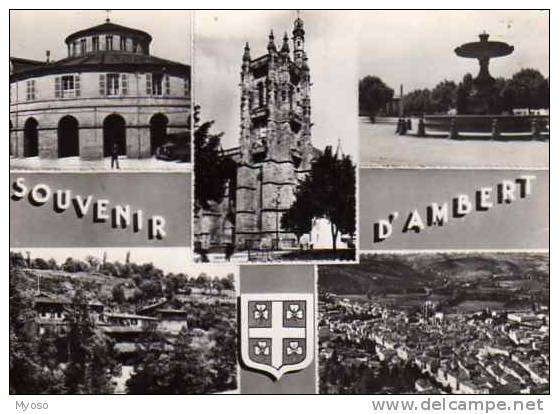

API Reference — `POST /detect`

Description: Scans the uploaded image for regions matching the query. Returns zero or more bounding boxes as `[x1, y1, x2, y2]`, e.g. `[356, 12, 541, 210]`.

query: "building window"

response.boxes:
[106, 35, 113, 51]
[147, 73, 165, 96]
[80, 38, 87, 55]
[75, 75, 81, 97]
[184, 79, 190, 97]
[72, 42, 77, 56]
[92, 36, 99, 52]
[120, 36, 127, 51]
[99, 74, 105, 96]
[121, 73, 128, 95]
[106, 73, 120, 95]
[164, 74, 171, 95]
[146, 73, 151, 94]
[62, 75, 75, 97]
[54, 75, 79, 98]
[152, 73, 163, 95]
[26, 80, 36, 101]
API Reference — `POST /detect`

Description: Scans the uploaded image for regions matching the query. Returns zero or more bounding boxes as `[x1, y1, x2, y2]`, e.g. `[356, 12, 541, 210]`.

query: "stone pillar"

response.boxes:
[127, 127, 140, 159]
[395, 118, 402, 134]
[235, 164, 260, 249]
[491, 118, 500, 140]
[80, 127, 103, 160]
[139, 127, 151, 158]
[417, 118, 426, 137]
[128, 127, 150, 159]
[10, 130, 21, 157]
[39, 129, 58, 159]
[531, 118, 541, 140]
[448, 118, 458, 140]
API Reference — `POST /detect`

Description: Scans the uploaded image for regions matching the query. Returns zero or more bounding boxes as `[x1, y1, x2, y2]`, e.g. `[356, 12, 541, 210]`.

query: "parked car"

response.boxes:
[155, 132, 190, 162]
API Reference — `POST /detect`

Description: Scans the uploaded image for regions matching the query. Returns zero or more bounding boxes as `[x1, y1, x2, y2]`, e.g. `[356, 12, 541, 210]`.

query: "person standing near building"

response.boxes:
[111, 143, 120, 169]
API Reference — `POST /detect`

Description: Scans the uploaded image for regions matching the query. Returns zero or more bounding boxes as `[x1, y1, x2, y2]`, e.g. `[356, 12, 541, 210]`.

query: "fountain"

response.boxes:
[454, 32, 514, 115]
[419, 32, 548, 140]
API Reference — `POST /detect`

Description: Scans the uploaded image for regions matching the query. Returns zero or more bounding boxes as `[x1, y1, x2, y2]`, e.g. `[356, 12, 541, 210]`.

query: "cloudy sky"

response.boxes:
[10, 10, 191, 63]
[357, 10, 549, 93]
[194, 10, 358, 158]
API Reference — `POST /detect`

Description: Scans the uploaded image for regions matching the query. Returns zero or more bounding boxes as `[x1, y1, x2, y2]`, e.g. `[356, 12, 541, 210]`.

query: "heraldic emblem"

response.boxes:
[240, 293, 315, 380]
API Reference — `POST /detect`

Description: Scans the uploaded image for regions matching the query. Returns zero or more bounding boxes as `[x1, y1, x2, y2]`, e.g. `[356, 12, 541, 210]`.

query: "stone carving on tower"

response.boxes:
[235, 15, 316, 249]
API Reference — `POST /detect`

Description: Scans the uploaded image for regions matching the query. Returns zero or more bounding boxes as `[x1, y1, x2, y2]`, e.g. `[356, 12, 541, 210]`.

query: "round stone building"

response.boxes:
[10, 19, 190, 160]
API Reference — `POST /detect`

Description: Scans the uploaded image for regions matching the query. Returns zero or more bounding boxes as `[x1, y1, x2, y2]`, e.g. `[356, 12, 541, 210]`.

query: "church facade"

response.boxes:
[10, 19, 190, 160]
[195, 16, 318, 252]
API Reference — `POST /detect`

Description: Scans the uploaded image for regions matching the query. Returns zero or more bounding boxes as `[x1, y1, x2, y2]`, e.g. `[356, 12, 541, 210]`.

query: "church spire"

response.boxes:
[280, 32, 290, 54]
[267, 30, 277, 53]
[242, 42, 251, 61]
[335, 138, 343, 159]
[293, 12, 305, 67]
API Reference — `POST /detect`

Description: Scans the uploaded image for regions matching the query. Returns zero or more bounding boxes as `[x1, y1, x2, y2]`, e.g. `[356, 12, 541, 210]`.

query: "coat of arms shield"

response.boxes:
[240, 293, 315, 380]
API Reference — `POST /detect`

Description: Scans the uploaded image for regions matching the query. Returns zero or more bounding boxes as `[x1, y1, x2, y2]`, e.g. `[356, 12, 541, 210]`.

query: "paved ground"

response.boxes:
[10, 156, 191, 172]
[359, 117, 549, 169]
[195, 249, 355, 263]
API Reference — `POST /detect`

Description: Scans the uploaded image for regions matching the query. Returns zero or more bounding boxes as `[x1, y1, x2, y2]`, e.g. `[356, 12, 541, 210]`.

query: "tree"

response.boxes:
[207, 321, 237, 392]
[85, 255, 100, 269]
[64, 290, 116, 394]
[62, 257, 89, 273]
[220, 274, 235, 291]
[31, 258, 50, 270]
[430, 80, 457, 113]
[111, 284, 126, 304]
[282, 146, 356, 252]
[504, 68, 549, 110]
[455, 73, 474, 114]
[280, 184, 314, 245]
[404, 88, 434, 116]
[47, 258, 59, 270]
[194, 118, 231, 212]
[10, 251, 27, 269]
[359, 76, 394, 117]
[126, 327, 212, 394]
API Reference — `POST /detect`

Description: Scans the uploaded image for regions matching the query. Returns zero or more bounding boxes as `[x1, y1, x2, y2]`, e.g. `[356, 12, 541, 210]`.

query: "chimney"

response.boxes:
[45, 50, 51, 63]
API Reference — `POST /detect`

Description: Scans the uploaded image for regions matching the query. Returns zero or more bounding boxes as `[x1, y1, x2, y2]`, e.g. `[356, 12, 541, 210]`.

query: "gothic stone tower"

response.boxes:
[235, 16, 315, 249]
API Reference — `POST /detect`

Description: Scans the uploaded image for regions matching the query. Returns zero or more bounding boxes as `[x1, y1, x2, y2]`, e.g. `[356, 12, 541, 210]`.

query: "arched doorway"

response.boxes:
[57, 116, 80, 158]
[23, 118, 39, 157]
[149, 113, 169, 155]
[103, 114, 126, 157]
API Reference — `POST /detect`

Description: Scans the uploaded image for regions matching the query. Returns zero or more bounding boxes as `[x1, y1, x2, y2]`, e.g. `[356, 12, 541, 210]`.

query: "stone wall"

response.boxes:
[10, 72, 189, 160]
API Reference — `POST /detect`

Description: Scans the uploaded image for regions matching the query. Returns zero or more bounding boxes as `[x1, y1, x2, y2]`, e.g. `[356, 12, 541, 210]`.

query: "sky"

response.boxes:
[357, 10, 549, 93]
[194, 10, 358, 158]
[11, 247, 236, 278]
[10, 10, 191, 64]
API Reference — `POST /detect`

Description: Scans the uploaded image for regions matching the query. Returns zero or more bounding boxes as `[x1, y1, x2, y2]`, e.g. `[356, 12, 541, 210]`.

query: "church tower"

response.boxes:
[235, 15, 315, 249]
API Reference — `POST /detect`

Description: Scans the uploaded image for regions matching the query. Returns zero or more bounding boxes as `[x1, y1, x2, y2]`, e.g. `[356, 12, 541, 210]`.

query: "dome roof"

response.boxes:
[10, 51, 189, 81]
[65, 21, 152, 44]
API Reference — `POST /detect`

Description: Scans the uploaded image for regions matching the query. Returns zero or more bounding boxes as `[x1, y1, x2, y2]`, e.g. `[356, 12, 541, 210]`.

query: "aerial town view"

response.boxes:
[9, 250, 237, 394]
[318, 253, 549, 394]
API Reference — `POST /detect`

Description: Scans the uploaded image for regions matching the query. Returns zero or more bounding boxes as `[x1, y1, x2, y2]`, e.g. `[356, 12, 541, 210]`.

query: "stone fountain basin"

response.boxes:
[423, 115, 549, 138]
